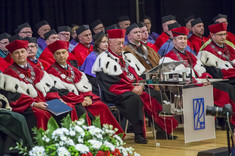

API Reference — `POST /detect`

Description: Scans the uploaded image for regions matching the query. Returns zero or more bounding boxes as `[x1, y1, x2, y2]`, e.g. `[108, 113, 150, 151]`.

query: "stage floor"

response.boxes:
[124, 128, 228, 156]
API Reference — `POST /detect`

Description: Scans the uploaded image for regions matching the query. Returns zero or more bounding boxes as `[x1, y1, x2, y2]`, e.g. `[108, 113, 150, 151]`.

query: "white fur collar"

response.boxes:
[92, 51, 146, 76]
[0, 73, 38, 98]
[198, 50, 233, 70]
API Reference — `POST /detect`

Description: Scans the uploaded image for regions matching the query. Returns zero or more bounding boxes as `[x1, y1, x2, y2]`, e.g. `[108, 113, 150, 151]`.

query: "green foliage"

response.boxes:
[47, 116, 59, 138]
[61, 114, 72, 129]
[91, 116, 101, 128]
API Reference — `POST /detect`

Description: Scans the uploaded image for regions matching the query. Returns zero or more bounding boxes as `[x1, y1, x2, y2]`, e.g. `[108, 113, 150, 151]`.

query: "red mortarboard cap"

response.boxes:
[107, 29, 126, 39]
[47, 40, 69, 54]
[208, 22, 228, 34]
[6, 40, 28, 53]
[171, 26, 190, 37]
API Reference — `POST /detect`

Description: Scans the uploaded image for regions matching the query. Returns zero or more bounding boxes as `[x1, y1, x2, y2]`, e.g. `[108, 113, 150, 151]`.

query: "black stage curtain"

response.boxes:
[0, 0, 234, 36]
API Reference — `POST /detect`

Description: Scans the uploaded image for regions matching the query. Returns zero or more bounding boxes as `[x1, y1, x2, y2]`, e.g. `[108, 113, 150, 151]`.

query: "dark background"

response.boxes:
[0, 0, 234, 36]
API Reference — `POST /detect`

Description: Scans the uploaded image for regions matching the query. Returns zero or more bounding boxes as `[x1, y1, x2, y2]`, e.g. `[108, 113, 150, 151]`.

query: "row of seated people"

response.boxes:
[1, 13, 235, 65]
[0, 36, 178, 151]
[1, 15, 235, 150]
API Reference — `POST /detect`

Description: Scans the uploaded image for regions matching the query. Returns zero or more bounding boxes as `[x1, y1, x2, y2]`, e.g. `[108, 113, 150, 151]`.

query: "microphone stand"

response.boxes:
[158, 39, 172, 82]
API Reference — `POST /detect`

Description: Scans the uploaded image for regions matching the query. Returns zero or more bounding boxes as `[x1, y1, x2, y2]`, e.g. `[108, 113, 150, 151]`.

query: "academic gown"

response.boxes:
[2, 63, 79, 130]
[157, 38, 196, 57]
[46, 62, 124, 135]
[93, 49, 178, 135]
[141, 41, 159, 53]
[27, 58, 50, 71]
[80, 51, 99, 96]
[154, 32, 170, 49]
[0, 50, 8, 58]
[71, 43, 93, 67]
[123, 43, 161, 70]
[188, 34, 209, 54]
[39, 47, 79, 68]
[227, 31, 235, 45]
[0, 57, 9, 72]
[163, 48, 235, 125]
[37, 37, 47, 51]
[199, 41, 235, 79]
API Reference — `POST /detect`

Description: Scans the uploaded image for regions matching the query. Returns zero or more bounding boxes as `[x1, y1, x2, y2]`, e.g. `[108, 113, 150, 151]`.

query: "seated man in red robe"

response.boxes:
[213, 14, 235, 45]
[199, 22, 235, 80]
[46, 40, 123, 135]
[93, 29, 179, 143]
[39, 29, 78, 68]
[161, 26, 235, 127]
[71, 25, 93, 66]
[23, 37, 50, 70]
[188, 17, 209, 54]
[3, 40, 82, 130]
[154, 15, 176, 49]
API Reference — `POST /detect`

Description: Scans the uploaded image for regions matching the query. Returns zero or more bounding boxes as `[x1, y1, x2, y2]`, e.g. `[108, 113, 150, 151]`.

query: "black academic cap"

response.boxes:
[213, 14, 228, 23]
[0, 33, 11, 40]
[22, 37, 37, 43]
[184, 15, 195, 24]
[137, 22, 145, 28]
[191, 17, 203, 27]
[57, 26, 71, 33]
[90, 19, 102, 30]
[118, 15, 130, 22]
[93, 31, 105, 41]
[76, 25, 90, 35]
[105, 24, 118, 31]
[126, 23, 139, 35]
[168, 22, 181, 30]
[35, 20, 50, 31]
[44, 29, 57, 40]
[15, 23, 31, 33]
[8, 34, 22, 43]
[162, 15, 176, 24]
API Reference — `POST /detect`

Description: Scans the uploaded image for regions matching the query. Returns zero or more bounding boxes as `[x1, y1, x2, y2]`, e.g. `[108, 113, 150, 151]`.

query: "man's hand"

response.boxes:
[132, 86, 144, 95]
[33, 102, 48, 110]
[82, 96, 92, 106]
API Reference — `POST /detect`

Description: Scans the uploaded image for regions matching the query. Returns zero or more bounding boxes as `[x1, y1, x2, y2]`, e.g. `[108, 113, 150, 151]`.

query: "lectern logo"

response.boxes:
[193, 98, 205, 130]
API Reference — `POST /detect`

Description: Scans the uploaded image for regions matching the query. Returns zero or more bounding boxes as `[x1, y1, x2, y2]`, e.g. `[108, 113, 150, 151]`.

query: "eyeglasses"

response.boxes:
[20, 31, 33, 34]
[94, 26, 104, 31]
[216, 33, 228, 37]
[59, 33, 70, 36]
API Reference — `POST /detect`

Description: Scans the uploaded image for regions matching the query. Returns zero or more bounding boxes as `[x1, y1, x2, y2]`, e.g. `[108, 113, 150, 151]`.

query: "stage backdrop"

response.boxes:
[0, 0, 234, 36]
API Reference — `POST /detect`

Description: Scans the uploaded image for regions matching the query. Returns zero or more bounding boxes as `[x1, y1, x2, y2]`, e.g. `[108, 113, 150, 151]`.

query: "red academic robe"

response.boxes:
[93, 50, 178, 134]
[199, 41, 235, 79]
[46, 62, 124, 135]
[39, 47, 79, 68]
[0, 57, 10, 72]
[71, 43, 93, 66]
[164, 48, 235, 124]
[188, 34, 209, 54]
[4, 53, 14, 65]
[141, 41, 159, 53]
[154, 32, 170, 50]
[28, 58, 50, 71]
[227, 31, 235, 45]
[3, 63, 78, 129]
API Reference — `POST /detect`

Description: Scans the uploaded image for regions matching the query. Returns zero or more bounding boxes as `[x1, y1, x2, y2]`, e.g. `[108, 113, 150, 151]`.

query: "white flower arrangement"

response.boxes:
[12, 114, 140, 156]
